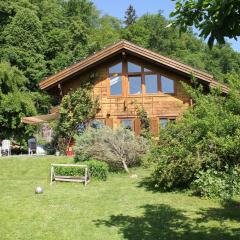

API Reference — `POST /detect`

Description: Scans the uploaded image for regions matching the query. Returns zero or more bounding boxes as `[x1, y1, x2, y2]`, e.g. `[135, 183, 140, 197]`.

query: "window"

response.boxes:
[161, 76, 174, 93]
[144, 67, 152, 72]
[109, 62, 123, 96]
[90, 120, 104, 129]
[121, 119, 133, 130]
[145, 74, 158, 94]
[128, 62, 141, 73]
[159, 118, 168, 128]
[129, 76, 142, 95]
[110, 76, 122, 95]
[169, 118, 176, 123]
[109, 62, 122, 74]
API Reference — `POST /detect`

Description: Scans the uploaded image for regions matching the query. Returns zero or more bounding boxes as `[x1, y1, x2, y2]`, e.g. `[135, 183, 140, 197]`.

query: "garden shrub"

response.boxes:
[54, 160, 109, 181]
[191, 167, 240, 199]
[55, 166, 85, 177]
[74, 126, 149, 172]
[150, 75, 240, 197]
[52, 87, 99, 154]
[87, 160, 109, 181]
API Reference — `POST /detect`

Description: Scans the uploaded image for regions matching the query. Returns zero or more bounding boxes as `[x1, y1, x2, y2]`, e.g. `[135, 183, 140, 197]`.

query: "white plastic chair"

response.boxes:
[2, 140, 11, 156]
[28, 138, 37, 156]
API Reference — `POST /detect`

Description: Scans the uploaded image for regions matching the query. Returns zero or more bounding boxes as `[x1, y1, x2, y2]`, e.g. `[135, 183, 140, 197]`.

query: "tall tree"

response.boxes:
[1, 8, 46, 89]
[0, 62, 37, 146]
[171, 0, 240, 48]
[124, 5, 137, 26]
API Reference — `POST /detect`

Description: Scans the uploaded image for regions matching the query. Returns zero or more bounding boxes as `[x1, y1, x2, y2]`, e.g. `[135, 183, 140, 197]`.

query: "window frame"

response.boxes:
[144, 73, 159, 95]
[108, 60, 176, 97]
[121, 118, 134, 130]
[160, 75, 175, 95]
[108, 62, 123, 97]
[159, 117, 176, 129]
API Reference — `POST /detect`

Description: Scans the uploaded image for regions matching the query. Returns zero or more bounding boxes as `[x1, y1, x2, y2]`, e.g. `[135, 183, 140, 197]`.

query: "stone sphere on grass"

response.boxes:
[35, 186, 43, 194]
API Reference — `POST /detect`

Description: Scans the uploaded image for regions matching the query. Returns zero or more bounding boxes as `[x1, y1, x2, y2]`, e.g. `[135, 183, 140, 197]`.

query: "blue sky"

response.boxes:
[92, 0, 240, 52]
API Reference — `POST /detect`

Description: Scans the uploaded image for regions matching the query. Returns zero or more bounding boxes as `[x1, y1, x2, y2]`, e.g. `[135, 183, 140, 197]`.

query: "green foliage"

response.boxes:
[74, 126, 149, 172]
[124, 5, 137, 26]
[87, 159, 109, 181]
[55, 166, 86, 177]
[136, 107, 151, 138]
[192, 167, 240, 199]
[1, 7, 46, 87]
[171, 0, 240, 47]
[0, 0, 240, 150]
[151, 74, 240, 195]
[121, 13, 240, 83]
[0, 62, 36, 146]
[54, 87, 99, 151]
[55, 160, 108, 181]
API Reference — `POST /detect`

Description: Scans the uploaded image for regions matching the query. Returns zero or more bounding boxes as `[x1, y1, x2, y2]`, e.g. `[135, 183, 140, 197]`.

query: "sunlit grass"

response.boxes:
[0, 156, 239, 240]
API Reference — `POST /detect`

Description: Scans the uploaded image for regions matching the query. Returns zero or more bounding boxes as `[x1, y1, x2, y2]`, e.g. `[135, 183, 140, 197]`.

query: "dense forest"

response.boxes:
[0, 0, 240, 145]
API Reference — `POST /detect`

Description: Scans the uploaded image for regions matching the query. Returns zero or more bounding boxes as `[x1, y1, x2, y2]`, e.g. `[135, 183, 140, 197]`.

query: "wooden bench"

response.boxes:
[50, 164, 90, 186]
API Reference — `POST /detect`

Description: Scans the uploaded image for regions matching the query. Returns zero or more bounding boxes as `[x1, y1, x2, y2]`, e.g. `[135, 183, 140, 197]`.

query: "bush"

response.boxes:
[87, 160, 109, 181]
[150, 77, 240, 194]
[55, 166, 85, 177]
[54, 160, 109, 181]
[74, 126, 149, 172]
[191, 167, 240, 199]
[52, 87, 99, 153]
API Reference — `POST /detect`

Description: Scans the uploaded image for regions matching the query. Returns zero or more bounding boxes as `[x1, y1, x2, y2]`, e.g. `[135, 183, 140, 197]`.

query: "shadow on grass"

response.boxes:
[94, 202, 240, 240]
[137, 176, 159, 193]
[197, 198, 240, 223]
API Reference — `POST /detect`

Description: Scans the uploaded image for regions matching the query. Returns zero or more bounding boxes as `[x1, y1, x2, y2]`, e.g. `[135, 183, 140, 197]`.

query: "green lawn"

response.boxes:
[0, 156, 239, 240]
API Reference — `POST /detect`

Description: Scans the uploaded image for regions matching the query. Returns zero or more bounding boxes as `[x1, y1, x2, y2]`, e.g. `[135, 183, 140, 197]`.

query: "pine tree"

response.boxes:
[124, 5, 137, 26]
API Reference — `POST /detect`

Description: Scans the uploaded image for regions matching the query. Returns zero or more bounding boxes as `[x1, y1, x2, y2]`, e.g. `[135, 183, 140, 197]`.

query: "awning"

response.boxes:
[21, 113, 59, 125]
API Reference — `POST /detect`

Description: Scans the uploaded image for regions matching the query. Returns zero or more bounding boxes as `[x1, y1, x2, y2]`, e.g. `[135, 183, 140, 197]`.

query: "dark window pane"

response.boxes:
[160, 118, 168, 128]
[109, 62, 122, 74]
[161, 76, 174, 93]
[129, 76, 142, 95]
[145, 74, 158, 94]
[90, 120, 104, 129]
[110, 76, 122, 95]
[128, 62, 141, 72]
[121, 119, 133, 130]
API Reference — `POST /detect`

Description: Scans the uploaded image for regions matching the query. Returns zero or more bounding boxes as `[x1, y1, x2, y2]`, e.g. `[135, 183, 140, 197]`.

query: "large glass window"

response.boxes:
[145, 74, 158, 94]
[109, 62, 122, 74]
[109, 62, 122, 96]
[129, 76, 142, 95]
[121, 119, 133, 130]
[161, 76, 174, 93]
[128, 62, 141, 73]
[110, 76, 122, 96]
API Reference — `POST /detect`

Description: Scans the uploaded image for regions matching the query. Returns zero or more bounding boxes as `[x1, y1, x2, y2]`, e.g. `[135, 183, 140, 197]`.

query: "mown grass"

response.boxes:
[0, 156, 239, 240]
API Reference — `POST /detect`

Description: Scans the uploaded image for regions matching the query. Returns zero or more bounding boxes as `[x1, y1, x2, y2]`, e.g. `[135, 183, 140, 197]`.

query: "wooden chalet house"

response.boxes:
[22, 40, 228, 136]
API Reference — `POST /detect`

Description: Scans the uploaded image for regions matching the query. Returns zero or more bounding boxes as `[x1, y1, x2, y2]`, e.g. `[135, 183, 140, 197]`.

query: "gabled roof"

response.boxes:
[39, 40, 229, 93]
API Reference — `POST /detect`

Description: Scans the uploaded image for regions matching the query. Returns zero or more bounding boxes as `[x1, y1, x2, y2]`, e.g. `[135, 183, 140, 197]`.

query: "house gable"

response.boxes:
[39, 40, 229, 94]
[35, 40, 229, 136]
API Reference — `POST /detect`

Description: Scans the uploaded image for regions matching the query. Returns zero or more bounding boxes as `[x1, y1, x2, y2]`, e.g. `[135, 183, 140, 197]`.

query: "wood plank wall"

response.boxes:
[60, 56, 191, 134]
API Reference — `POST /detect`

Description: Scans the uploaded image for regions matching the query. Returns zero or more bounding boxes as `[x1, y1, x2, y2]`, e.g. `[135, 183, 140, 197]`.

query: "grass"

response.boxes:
[0, 156, 239, 240]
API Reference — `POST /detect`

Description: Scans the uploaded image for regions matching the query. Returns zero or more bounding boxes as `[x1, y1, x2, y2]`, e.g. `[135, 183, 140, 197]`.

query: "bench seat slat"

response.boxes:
[55, 175, 85, 180]
[54, 177, 85, 183]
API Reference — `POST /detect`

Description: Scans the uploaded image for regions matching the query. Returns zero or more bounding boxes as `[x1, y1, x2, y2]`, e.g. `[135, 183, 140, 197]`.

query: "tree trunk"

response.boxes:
[122, 160, 129, 173]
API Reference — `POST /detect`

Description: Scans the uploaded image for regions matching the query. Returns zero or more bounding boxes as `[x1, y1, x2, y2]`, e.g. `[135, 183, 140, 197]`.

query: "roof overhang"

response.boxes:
[21, 113, 59, 125]
[39, 40, 229, 93]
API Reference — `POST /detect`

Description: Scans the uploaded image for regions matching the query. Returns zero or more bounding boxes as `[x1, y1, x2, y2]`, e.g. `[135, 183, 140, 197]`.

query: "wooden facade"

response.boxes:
[36, 41, 229, 136]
